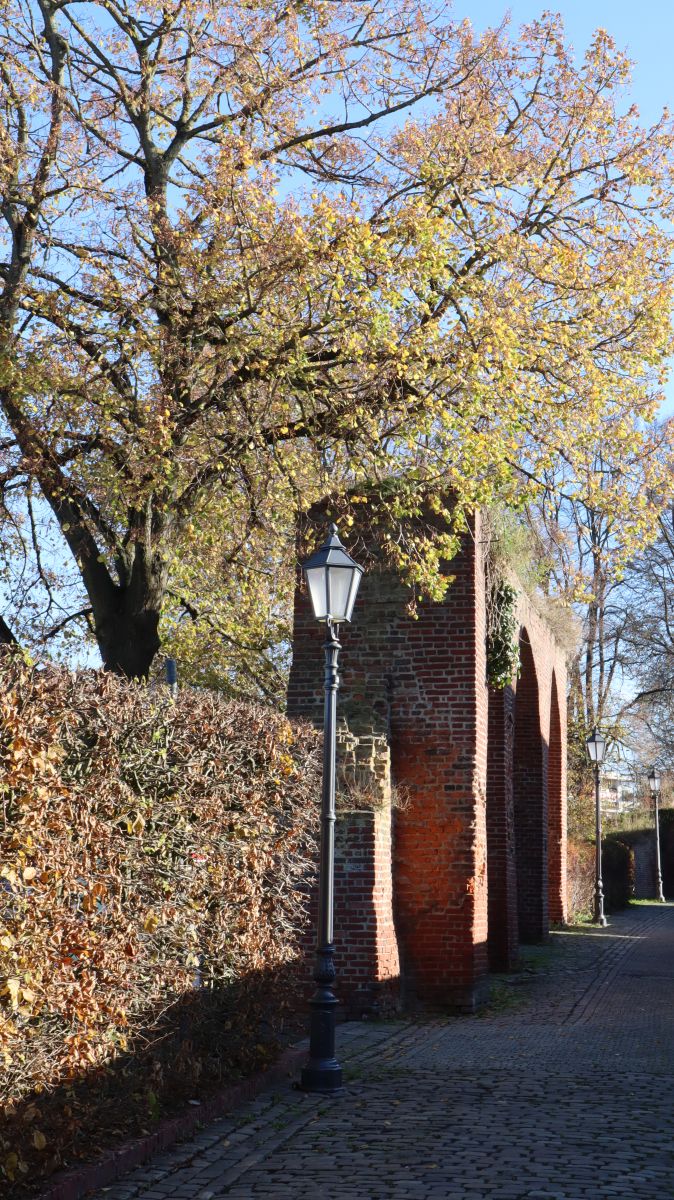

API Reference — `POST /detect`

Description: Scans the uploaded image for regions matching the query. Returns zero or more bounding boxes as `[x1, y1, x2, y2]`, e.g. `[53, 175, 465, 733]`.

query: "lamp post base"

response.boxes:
[594, 885, 607, 928]
[299, 989, 345, 1094]
[300, 1061, 344, 1094]
[300, 953, 345, 1094]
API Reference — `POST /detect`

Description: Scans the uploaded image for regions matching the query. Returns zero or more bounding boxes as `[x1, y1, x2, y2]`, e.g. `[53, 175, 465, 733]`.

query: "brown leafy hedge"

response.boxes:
[0, 650, 320, 1192]
[566, 838, 595, 921]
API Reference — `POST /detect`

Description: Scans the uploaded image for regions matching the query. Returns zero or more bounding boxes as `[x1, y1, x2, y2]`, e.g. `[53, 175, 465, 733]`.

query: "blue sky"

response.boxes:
[468, 3, 674, 126]
[468, 2, 674, 417]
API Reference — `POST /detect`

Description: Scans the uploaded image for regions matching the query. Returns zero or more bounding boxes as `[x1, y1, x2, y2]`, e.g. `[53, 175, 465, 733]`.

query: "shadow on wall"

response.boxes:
[601, 815, 674, 908]
[513, 631, 547, 945]
[601, 836, 636, 910]
[661, 810, 674, 899]
[568, 825, 673, 917]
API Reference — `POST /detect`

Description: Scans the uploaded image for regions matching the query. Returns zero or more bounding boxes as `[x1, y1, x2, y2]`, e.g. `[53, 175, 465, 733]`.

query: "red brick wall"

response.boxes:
[512, 599, 568, 929]
[486, 684, 519, 970]
[513, 632, 548, 942]
[338, 806, 400, 1014]
[389, 520, 489, 1011]
[289, 572, 402, 1016]
[298, 805, 401, 1018]
[288, 510, 568, 1011]
[548, 671, 567, 923]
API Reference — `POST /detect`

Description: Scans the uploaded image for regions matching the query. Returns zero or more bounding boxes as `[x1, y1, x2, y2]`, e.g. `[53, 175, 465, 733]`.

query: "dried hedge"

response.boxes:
[566, 838, 595, 921]
[0, 650, 320, 1191]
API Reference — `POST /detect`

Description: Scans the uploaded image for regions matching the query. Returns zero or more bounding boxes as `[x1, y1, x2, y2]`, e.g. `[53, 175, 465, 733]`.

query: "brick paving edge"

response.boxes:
[36, 1044, 306, 1200]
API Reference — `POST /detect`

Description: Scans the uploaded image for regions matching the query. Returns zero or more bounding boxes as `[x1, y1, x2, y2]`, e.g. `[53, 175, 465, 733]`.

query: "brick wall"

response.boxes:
[548, 671, 567, 923]
[486, 684, 519, 970]
[512, 597, 568, 932]
[513, 632, 548, 943]
[288, 508, 568, 1013]
[632, 832, 657, 900]
[389, 519, 489, 1011]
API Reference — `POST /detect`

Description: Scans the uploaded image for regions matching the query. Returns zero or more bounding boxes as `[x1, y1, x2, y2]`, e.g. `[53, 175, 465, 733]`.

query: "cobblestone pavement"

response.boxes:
[93, 905, 674, 1200]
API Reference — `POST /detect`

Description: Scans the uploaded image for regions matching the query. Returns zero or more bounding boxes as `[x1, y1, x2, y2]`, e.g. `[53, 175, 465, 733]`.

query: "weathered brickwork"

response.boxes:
[548, 670, 567, 924]
[288, 509, 568, 1013]
[486, 683, 519, 971]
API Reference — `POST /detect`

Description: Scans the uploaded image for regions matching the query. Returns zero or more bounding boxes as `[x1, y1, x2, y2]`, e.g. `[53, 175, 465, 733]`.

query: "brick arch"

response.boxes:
[513, 629, 548, 943]
[486, 683, 518, 971]
[547, 670, 567, 924]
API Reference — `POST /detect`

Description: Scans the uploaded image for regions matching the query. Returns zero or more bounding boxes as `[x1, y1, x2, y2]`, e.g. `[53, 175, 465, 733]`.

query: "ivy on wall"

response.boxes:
[486, 580, 521, 689]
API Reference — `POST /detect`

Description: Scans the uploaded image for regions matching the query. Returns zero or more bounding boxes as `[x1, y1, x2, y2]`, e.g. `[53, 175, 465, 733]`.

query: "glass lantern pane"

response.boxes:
[587, 732, 605, 763]
[306, 566, 328, 621]
[344, 568, 362, 621]
[327, 565, 352, 622]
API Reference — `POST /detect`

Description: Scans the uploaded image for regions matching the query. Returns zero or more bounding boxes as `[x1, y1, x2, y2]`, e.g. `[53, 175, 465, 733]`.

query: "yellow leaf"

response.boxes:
[32, 1130, 46, 1151]
[143, 912, 159, 933]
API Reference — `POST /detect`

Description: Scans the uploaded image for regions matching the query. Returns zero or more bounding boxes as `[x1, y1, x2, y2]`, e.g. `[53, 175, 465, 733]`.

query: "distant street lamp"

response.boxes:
[165, 657, 178, 698]
[300, 523, 363, 1093]
[586, 727, 607, 927]
[647, 768, 666, 903]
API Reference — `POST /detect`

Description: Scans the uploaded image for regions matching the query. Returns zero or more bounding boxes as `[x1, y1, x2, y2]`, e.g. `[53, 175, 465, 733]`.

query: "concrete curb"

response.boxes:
[37, 1044, 306, 1200]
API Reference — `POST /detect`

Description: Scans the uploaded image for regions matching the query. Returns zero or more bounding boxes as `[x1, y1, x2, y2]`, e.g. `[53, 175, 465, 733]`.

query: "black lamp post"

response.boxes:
[586, 727, 607, 927]
[300, 523, 363, 1093]
[165, 657, 178, 698]
[648, 768, 666, 903]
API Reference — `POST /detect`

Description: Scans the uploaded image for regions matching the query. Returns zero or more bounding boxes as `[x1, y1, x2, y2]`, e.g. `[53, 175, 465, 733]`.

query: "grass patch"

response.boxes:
[517, 944, 559, 972]
[477, 981, 526, 1017]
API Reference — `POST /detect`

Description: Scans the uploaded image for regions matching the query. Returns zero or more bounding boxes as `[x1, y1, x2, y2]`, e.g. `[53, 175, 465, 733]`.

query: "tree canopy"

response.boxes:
[1, 1, 673, 681]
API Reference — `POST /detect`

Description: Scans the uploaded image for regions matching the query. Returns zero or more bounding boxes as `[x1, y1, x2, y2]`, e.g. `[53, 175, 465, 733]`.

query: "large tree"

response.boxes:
[524, 429, 674, 833]
[1, 3, 673, 677]
[620, 502, 674, 767]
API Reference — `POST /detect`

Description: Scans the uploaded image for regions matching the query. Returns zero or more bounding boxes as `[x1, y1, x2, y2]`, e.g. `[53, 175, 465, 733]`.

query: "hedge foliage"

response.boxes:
[566, 839, 595, 921]
[0, 651, 320, 1191]
[601, 836, 635, 911]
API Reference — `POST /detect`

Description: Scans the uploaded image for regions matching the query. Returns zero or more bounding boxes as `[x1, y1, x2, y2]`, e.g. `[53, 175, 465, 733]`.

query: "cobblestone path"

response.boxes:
[94, 905, 674, 1200]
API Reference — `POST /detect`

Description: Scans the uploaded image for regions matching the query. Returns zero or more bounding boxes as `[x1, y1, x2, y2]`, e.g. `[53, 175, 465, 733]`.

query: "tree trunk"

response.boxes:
[90, 538, 169, 679]
[0, 615, 17, 645]
[96, 604, 162, 678]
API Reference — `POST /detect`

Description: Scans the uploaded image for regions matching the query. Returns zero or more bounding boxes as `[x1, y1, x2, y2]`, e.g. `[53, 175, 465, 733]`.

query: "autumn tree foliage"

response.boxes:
[1, 2, 673, 678]
[0, 648, 319, 1188]
[523, 427, 672, 805]
[619, 503, 674, 768]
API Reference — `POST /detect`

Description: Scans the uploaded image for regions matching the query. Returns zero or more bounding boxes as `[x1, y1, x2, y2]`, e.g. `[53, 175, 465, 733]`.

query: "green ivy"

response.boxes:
[486, 581, 520, 689]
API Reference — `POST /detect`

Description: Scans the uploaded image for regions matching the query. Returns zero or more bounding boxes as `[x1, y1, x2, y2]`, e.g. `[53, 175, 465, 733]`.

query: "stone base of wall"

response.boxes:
[400, 975, 490, 1015]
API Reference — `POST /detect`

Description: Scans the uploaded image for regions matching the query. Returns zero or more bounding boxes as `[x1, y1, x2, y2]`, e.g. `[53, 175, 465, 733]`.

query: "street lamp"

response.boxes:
[300, 523, 363, 1093]
[165, 657, 178, 698]
[586, 727, 607, 927]
[647, 768, 666, 903]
